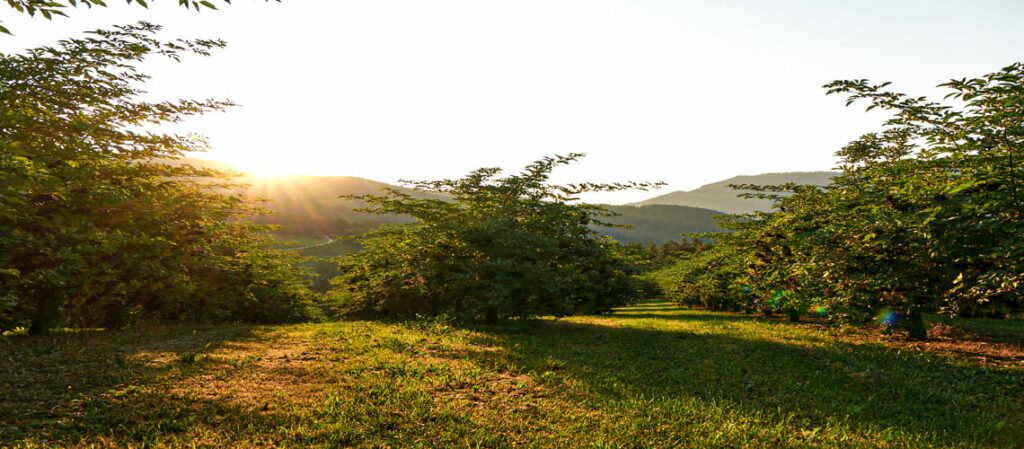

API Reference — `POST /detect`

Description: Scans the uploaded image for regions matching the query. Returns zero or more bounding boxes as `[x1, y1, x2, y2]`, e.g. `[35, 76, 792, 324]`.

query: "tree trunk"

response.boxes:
[905, 308, 927, 340]
[28, 295, 61, 335]
[484, 306, 498, 324]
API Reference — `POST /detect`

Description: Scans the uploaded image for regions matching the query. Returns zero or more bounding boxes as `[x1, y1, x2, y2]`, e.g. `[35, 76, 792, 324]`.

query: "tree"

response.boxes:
[648, 240, 749, 312]
[817, 66, 1024, 333]
[332, 154, 658, 322]
[660, 62, 1024, 339]
[0, 23, 317, 333]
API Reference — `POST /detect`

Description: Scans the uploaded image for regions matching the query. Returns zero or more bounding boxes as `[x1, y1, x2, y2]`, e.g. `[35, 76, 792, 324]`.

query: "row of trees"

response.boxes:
[1, 24, 317, 333]
[652, 63, 1024, 338]
[625, 239, 707, 269]
[15, 4, 1020, 336]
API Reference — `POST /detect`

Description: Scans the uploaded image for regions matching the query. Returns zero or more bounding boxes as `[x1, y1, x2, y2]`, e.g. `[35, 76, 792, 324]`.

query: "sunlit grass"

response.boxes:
[2, 302, 1021, 448]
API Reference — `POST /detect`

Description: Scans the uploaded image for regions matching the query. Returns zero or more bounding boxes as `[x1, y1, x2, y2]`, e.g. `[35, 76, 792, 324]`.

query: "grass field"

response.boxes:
[2, 302, 1022, 448]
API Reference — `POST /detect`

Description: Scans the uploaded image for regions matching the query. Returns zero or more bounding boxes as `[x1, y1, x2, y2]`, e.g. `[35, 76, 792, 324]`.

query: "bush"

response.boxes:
[332, 154, 654, 322]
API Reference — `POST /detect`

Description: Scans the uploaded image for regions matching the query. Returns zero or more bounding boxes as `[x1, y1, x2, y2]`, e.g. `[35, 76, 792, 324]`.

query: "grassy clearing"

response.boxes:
[2, 302, 1022, 448]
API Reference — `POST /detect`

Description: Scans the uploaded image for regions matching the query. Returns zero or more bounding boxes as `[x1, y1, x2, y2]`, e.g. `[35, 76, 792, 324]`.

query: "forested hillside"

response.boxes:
[632, 171, 837, 214]
[169, 158, 418, 237]
[600, 204, 722, 244]
[178, 158, 725, 243]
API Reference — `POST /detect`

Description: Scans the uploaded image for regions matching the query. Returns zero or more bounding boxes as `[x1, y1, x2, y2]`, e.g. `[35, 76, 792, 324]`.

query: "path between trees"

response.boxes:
[289, 235, 334, 251]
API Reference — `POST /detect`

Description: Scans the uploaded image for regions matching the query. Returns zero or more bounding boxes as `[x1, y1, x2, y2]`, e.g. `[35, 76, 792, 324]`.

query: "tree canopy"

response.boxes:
[0, 23, 316, 333]
[652, 62, 1024, 339]
[332, 154, 659, 322]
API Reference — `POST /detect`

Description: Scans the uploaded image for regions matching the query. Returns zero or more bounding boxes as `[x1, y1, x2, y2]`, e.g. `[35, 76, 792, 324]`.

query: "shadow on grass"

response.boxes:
[456, 305, 1024, 447]
[0, 325, 264, 444]
[3, 303, 1022, 447]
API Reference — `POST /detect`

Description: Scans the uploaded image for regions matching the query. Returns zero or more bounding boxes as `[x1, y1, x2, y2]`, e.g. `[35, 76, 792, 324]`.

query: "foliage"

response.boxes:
[0, 23, 317, 333]
[647, 240, 754, 312]
[1, 0, 280, 34]
[655, 62, 1024, 338]
[332, 154, 657, 322]
[626, 237, 707, 269]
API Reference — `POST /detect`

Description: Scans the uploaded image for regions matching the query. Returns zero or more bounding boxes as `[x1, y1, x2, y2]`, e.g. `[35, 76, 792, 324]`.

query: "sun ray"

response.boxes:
[235, 158, 302, 178]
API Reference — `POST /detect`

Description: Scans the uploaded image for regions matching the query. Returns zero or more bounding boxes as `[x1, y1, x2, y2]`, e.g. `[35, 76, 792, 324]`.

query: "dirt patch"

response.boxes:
[166, 330, 337, 411]
[826, 325, 1024, 368]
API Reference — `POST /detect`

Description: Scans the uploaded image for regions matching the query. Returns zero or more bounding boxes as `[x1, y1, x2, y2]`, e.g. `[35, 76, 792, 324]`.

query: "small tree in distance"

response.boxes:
[332, 154, 661, 322]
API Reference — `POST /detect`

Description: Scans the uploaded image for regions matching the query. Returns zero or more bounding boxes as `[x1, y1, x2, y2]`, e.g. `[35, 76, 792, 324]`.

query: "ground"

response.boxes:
[2, 301, 1022, 448]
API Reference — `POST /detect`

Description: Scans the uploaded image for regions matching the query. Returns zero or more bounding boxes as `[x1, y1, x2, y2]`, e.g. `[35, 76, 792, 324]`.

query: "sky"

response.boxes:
[4, 0, 1024, 203]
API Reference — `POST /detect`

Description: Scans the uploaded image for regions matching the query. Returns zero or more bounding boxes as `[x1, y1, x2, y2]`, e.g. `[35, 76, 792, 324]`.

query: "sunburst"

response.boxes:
[234, 158, 300, 178]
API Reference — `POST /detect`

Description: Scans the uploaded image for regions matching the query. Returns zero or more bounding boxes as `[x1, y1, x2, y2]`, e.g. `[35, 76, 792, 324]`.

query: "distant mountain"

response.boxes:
[240, 175, 418, 237]
[598, 204, 724, 244]
[170, 158, 727, 244]
[169, 158, 419, 237]
[630, 171, 837, 214]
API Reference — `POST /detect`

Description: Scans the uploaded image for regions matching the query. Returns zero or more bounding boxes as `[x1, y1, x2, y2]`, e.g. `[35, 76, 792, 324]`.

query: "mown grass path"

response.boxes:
[2, 302, 1022, 448]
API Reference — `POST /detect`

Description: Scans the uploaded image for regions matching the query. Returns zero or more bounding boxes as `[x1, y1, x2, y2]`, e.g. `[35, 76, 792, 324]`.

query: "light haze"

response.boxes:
[4, 0, 1023, 203]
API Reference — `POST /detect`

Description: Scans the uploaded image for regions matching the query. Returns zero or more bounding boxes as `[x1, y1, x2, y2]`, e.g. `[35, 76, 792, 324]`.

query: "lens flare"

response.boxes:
[813, 305, 828, 315]
[772, 289, 788, 308]
[875, 309, 899, 327]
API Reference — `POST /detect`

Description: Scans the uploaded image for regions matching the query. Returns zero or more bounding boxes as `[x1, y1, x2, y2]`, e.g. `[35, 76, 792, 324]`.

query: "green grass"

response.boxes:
[2, 302, 1022, 448]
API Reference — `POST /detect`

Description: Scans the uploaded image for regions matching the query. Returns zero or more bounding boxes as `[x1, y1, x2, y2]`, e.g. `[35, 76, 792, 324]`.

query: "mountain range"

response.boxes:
[630, 171, 837, 214]
[174, 158, 834, 245]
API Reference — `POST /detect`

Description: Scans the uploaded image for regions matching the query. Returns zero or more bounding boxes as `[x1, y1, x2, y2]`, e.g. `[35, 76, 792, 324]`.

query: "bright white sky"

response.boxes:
[4, 0, 1024, 203]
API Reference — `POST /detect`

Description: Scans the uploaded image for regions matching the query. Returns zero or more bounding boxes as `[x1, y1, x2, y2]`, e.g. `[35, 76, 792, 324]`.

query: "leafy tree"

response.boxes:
[648, 241, 748, 312]
[332, 154, 657, 322]
[627, 237, 705, 269]
[0, 23, 317, 333]
[819, 66, 1023, 333]
[659, 62, 1024, 339]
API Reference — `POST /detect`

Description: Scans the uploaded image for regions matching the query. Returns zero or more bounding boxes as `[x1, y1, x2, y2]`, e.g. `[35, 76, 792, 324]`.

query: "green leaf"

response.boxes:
[945, 180, 979, 195]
